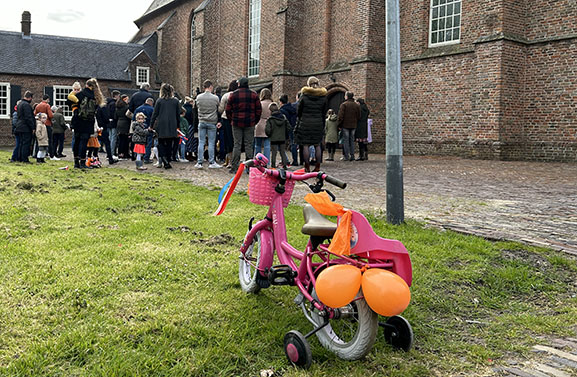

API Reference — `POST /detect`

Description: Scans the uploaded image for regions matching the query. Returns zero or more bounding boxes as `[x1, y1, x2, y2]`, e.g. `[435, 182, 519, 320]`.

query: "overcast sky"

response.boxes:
[0, 2, 153, 42]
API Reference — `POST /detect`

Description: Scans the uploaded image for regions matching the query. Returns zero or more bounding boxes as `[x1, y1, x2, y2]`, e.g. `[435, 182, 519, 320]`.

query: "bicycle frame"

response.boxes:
[240, 167, 412, 313]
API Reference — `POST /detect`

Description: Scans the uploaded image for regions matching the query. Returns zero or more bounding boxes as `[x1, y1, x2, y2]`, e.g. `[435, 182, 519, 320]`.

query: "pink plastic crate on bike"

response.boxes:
[249, 168, 295, 207]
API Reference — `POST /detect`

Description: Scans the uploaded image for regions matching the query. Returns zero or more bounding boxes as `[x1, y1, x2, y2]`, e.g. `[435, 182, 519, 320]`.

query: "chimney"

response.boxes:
[21, 11, 31, 38]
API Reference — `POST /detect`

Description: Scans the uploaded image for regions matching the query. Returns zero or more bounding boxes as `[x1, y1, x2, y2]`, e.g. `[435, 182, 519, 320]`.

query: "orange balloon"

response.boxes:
[362, 269, 411, 317]
[316, 265, 362, 308]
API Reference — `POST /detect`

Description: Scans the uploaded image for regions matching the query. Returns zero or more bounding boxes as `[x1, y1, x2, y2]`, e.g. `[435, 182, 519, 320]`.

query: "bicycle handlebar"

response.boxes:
[245, 153, 347, 189]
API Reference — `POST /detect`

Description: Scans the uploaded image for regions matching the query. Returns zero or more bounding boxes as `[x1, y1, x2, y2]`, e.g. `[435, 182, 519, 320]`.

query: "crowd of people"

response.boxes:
[9, 76, 371, 173]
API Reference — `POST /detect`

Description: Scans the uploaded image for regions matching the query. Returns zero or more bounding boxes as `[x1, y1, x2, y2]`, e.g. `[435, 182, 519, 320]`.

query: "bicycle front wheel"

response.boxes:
[310, 288, 378, 360]
[239, 230, 262, 294]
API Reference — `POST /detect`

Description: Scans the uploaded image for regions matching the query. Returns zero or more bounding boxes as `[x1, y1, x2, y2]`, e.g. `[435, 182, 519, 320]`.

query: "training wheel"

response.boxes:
[283, 330, 312, 369]
[383, 315, 414, 352]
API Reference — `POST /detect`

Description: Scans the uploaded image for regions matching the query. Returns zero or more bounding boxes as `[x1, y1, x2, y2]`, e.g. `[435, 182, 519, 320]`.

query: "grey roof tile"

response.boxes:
[0, 31, 147, 82]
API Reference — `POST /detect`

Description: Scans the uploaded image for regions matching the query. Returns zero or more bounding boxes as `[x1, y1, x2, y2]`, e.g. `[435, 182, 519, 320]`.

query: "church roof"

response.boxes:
[0, 31, 147, 82]
[143, 0, 178, 18]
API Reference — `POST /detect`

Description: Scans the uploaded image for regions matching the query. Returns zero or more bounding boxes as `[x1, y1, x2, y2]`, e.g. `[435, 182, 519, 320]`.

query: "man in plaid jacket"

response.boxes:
[225, 77, 262, 172]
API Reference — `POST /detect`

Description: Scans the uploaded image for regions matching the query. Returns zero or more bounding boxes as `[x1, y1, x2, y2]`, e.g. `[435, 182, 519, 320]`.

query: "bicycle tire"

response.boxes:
[309, 288, 378, 360]
[239, 230, 262, 294]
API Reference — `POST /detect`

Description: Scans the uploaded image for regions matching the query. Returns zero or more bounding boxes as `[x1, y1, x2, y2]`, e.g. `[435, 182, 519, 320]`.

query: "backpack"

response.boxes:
[79, 96, 96, 120]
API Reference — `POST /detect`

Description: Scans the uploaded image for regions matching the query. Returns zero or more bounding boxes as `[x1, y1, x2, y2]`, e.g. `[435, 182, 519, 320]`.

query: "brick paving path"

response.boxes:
[110, 153, 577, 256]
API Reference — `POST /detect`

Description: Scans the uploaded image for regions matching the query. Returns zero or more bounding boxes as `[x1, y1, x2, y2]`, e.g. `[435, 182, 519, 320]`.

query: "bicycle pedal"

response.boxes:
[256, 271, 271, 289]
[268, 265, 297, 286]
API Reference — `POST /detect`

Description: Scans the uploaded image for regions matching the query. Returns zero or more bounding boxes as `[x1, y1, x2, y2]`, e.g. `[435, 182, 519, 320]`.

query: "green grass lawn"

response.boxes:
[1, 152, 576, 376]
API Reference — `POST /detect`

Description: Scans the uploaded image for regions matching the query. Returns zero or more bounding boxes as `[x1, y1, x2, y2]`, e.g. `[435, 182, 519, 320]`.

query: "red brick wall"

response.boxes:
[126, 0, 577, 162]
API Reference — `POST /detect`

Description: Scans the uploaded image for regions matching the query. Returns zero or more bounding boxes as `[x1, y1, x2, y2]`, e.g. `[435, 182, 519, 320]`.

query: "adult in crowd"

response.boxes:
[279, 94, 298, 166]
[150, 83, 181, 169]
[129, 83, 154, 114]
[218, 80, 238, 167]
[356, 98, 371, 161]
[95, 97, 116, 165]
[296, 76, 327, 172]
[254, 88, 272, 164]
[195, 80, 222, 169]
[134, 97, 155, 163]
[51, 106, 67, 158]
[107, 90, 120, 158]
[9, 102, 20, 162]
[34, 95, 55, 160]
[13, 91, 35, 163]
[115, 94, 131, 160]
[225, 77, 261, 173]
[73, 78, 106, 169]
[183, 96, 199, 161]
[337, 91, 361, 161]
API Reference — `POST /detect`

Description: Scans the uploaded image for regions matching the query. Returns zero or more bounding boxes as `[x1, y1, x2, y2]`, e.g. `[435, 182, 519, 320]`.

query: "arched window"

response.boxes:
[248, 0, 261, 77]
[190, 15, 196, 92]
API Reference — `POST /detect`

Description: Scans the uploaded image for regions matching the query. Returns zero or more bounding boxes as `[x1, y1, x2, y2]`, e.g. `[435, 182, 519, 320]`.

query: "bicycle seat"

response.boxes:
[301, 204, 337, 237]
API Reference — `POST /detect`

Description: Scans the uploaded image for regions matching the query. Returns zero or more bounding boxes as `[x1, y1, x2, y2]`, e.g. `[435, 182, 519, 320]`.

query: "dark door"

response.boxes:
[327, 91, 345, 114]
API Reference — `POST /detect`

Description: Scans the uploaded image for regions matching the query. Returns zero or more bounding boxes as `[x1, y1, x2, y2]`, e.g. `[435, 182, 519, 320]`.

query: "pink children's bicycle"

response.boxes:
[223, 154, 414, 368]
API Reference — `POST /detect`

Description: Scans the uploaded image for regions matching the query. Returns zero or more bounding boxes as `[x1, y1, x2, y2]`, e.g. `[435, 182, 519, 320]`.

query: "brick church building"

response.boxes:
[1, 1, 576, 161]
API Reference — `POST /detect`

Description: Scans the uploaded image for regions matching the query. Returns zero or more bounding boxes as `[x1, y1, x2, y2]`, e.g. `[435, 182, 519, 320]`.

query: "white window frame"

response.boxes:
[53, 85, 74, 121]
[248, 0, 261, 77]
[429, 0, 462, 47]
[0, 82, 10, 119]
[136, 66, 150, 86]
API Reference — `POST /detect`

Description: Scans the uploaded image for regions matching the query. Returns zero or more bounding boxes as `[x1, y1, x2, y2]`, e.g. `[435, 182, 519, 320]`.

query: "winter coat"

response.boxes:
[115, 102, 131, 135]
[183, 102, 198, 133]
[11, 111, 18, 134]
[324, 114, 339, 144]
[106, 98, 117, 128]
[131, 121, 148, 145]
[35, 120, 49, 147]
[337, 99, 361, 129]
[296, 86, 327, 145]
[150, 97, 181, 139]
[179, 117, 190, 136]
[255, 99, 272, 138]
[52, 112, 67, 134]
[225, 87, 262, 128]
[15, 99, 35, 133]
[134, 103, 154, 128]
[218, 92, 231, 120]
[356, 102, 371, 140]
[74, 88, 99, 134]
[265, 111, 289, 144]
[280, 103, 297, 129]
[129, 89, 154, 113]
[34, 102, 53, 126]
[96, 104, 110, 129]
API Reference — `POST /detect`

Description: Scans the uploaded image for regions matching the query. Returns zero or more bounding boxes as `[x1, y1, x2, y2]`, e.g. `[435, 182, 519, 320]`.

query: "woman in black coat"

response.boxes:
[296, 76, 327, 172]
[355, 98, 371, 161]
[150, 83, 181, 169]
[115, 94, 131, 159]
[73, 78, 106, 168]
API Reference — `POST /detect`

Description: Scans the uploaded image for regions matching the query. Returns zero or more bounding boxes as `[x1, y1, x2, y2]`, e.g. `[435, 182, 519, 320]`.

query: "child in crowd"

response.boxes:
[35, 113, 49, 163]
[67, 81, 82, 149]
[178, 108, 190, 162]
[265, 102, 289, 169]
[86, 122, 102, 168]
[324, 109, 339, 161]
[132, 112, 149, 170]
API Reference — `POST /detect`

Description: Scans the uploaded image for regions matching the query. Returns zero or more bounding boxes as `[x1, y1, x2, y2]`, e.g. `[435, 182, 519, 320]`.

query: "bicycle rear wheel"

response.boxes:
[309, 288, 378, 360]
[239, 230, 262, 294]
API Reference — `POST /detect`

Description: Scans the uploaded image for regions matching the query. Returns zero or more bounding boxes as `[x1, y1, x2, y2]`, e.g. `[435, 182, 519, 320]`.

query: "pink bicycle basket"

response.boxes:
[249, 168, 296, 207]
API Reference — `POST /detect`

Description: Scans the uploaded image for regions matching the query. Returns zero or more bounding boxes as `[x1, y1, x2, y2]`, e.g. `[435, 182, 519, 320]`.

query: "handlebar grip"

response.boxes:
[325, 175, 347, 189]
[244, 160, 255, 168]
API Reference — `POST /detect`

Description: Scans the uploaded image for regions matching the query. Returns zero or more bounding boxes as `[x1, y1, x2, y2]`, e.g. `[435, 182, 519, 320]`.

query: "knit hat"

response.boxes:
[268, 102, 279, 113]
[307, 76, 320, 87]
[238, 77, 249, 88]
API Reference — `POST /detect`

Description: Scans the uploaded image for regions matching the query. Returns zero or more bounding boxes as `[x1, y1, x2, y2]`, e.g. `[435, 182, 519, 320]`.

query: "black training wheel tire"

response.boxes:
[383, 315, 414, 352]
[283, 330, 312, 369]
